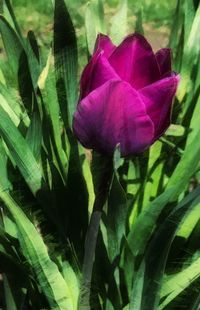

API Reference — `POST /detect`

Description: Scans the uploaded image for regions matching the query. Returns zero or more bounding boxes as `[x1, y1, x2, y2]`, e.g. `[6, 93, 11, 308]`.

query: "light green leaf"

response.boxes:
[85, 0, 106, 54]
[0, 68, 6, 85]
[166, 94, 200, 192]
[142, 141, 162, 207]
[62, 261, 79, 309]
[178, 3, 200, 101]
[159, 253, 200, 309]
[110, 0, 128, 45]
[177, 202, 200, 239]
[0, 83, 30, 127]
[0, 104, 43, 194]
[3, 0, 23, 38]
[165, 124, 185, 137]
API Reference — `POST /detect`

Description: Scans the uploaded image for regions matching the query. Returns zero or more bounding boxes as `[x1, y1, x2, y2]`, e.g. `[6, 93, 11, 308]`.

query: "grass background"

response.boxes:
[9, 0, 176, 58]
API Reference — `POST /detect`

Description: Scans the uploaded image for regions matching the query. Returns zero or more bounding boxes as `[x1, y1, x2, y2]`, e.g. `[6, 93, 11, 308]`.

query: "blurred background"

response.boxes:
[0, 0, 176, 67]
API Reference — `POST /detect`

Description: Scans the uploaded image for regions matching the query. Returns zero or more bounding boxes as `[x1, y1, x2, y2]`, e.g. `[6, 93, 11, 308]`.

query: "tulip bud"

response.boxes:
[73, 33, 180, 157]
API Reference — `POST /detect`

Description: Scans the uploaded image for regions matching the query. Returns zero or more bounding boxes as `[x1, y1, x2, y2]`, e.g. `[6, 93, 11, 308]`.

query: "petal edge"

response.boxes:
[139, 74, 180, 141]
[109, 33, 160, 89]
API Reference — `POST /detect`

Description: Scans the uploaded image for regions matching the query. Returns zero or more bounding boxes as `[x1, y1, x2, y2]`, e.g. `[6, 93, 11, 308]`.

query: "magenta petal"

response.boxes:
[155, 48, 172, 76]
[94, 33, 116, 58]
[139, 74, 180, 141]
[73, 79, 154, 156]
[80, 52, 119, 99]
[120, 100, 154, 156]
[109, 34, 160, 90]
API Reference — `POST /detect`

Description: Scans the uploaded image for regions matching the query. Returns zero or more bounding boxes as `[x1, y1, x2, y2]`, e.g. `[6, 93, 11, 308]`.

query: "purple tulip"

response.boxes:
[73, 33, 180, 156]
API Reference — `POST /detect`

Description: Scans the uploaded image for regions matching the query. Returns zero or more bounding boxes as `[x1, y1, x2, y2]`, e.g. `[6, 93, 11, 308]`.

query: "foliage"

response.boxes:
[0, 0, 199, 309]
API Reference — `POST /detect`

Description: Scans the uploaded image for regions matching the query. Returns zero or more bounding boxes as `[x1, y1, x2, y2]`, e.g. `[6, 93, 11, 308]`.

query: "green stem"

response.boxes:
[78, 208, 102, 309]
[78, 153, 114, 309]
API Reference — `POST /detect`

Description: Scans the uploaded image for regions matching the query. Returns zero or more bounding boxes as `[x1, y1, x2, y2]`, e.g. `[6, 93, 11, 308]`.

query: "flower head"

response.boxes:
[73, 33, 180, 156]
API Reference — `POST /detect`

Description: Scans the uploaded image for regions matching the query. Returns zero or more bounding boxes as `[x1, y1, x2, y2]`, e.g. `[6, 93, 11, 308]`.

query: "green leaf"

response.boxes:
[165, 124, 185, 137]
[0, 15, 23, 83]
[106, 175, 127, 262]
[177, 202, 200, 239]
[110, 0, 128, 45]
[130, 261, 145, 310]
[3, 0, 23, 38]
[159, 252, 200, 309]
[53, 0, 78, 128]
[0, 189, 74, 309]
[26, 113, 42, 161]
[0, 16, 38, 112]
[142, 141, 163, 207]
[85, 0, 106, 54]
[127, 159, 140, 197]
[166, 94, 200, 192]
[0, 67, 6, 85]
[130, 187, 200, 310]
[0, 104, 44, 194]
[135, 7, 144, 35]
[81, 147, 95, 213]
[39, 59, 69, 183]
[0, 138, 12, 191]
[184, 94, 200, 151]
[184, 0, 195, 43]
[3, 274, 26, 310]
[0, 91, 21, 127]
[127, 91, 200, 258]
[0, 82, 29, 128]
[169, 0, 183, 55]
[178, 3, 200, 101]
[62, 261, 79, 309]
[25, 32, 41, 90]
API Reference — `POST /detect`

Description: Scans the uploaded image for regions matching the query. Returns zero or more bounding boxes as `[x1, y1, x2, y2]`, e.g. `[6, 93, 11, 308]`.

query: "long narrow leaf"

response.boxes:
[53, 0, 78, 128]
[0, 189, 74, 310]
[0, 104, 44, 194]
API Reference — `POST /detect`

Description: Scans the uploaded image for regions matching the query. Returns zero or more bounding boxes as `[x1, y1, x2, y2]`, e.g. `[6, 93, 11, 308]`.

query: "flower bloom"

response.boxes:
[73, 33, 180, 156]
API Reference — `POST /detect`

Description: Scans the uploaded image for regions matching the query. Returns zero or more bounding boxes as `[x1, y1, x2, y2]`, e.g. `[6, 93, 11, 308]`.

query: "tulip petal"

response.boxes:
[94, 33, 116, 57]
[155, 48, 171, 76]
[80, 52, 119, 99]
[73, 79, 154, 156]
[139, 74, 180, 141]
[109, 34, 160, 90]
